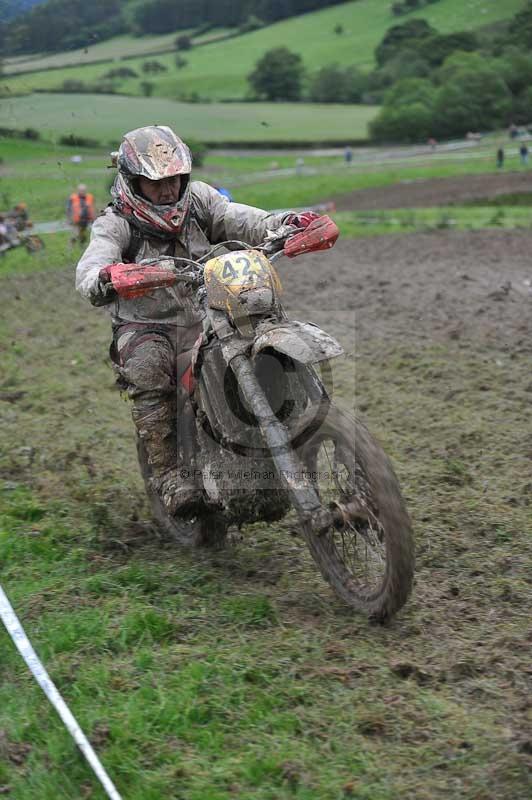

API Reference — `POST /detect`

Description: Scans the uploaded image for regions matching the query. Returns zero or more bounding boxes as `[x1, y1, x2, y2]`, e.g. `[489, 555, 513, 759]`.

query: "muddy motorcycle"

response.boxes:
[110, 217, 414, 620]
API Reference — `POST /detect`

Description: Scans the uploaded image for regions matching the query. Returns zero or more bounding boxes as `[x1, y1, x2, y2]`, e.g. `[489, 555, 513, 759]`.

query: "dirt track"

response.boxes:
[282, 229, 532, 348]
[334, 170, 532, 210]
[1, 228, 531, 797]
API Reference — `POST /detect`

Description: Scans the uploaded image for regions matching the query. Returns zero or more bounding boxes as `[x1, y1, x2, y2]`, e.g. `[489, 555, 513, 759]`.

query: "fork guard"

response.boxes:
[252, 320, 343, 365]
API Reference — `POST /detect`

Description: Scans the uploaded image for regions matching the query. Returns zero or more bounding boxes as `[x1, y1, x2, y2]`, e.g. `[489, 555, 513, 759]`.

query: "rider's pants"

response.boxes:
[113, 323, 202, 483]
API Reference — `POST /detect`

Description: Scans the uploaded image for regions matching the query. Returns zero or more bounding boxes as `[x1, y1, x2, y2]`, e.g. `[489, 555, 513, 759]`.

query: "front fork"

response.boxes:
[229, 352, 333, 535]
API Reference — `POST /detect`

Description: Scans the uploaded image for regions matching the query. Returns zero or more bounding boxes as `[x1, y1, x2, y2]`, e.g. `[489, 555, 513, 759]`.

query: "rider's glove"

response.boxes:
[91, 265, 115, 307]
[96, 264, 119, 303]
[98, 262, 176, 301]
[98, 264, 114, 285]
[283, 211, 321, 229]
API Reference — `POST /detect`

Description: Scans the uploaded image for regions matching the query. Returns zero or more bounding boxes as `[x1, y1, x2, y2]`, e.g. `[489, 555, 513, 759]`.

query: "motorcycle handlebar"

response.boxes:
[134, 216, 334, 293]
[138, 230, 299, 283]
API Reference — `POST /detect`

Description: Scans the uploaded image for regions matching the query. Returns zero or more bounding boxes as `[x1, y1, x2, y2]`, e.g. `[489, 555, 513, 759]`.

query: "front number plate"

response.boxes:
[205, 250, 271, 288]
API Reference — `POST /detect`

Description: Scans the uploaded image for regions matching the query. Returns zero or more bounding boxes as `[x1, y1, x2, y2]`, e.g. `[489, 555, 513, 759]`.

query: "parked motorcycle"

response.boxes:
[108, 217, 414, 620]
[0, 216, 45, 256]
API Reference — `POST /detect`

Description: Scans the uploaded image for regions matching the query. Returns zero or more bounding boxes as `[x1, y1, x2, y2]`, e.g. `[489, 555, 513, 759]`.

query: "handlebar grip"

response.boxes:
[107, 263, 177, 299]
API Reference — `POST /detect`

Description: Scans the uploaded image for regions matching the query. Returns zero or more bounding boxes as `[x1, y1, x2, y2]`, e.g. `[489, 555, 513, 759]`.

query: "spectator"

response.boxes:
[520, 143, 529, 166]
[344, 146, 353, 164]
[67, 183, 95, 245]
[496, 147, 505, 169]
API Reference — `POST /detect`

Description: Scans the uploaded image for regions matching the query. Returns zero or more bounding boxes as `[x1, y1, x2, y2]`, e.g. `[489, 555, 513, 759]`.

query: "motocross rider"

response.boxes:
[75, 125, 318, 515]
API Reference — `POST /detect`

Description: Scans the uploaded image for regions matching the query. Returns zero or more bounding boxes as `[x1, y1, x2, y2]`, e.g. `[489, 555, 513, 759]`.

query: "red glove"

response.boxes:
[284, 211, 321, 229]
[98, 265, 114, 285]
[99, 263, 176, 299]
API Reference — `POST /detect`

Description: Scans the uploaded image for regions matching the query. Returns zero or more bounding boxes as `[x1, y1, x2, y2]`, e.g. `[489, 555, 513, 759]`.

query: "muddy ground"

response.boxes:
[1, 229, 531, 798]
[334, 170, 532, 210]
[284, 229, 532, 347]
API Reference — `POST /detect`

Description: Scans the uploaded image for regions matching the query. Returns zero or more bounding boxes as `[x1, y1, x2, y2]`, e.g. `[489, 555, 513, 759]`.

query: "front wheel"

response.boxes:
[136, 438, 227, 547]
[300, 406, 414, 621]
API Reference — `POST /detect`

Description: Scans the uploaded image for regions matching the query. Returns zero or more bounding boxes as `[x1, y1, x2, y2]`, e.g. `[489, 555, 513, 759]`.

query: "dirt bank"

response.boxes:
[333, 170, 532, 210]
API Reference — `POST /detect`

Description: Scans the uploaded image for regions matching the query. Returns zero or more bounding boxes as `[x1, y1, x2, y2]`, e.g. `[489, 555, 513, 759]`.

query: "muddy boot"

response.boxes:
[132, 402, 200, 515]
[151, 466, 199, 516]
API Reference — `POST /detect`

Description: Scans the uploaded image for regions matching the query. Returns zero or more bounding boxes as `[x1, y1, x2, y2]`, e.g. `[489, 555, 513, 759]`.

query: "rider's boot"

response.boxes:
[132, 401, 200, 514]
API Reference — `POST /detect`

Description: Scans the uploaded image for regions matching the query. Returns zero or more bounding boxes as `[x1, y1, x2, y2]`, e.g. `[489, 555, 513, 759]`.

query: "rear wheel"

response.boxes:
[136, 438, 227, 547]
[300, 406, 414, 621]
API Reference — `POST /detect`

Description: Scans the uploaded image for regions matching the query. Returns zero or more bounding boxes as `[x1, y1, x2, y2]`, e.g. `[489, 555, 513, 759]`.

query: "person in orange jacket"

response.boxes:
[67, 184, 95, 244]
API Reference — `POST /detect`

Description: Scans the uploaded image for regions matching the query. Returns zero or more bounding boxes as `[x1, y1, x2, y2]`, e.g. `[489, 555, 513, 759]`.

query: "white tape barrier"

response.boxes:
[0, 585, 123, 800]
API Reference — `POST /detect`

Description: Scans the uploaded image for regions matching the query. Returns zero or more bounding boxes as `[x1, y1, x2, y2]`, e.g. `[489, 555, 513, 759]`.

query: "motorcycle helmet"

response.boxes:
[111, 125, 192, 238]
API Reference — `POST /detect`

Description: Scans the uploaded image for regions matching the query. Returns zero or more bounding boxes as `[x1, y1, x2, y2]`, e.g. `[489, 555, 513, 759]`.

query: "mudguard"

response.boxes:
[252, 320, 343, 364]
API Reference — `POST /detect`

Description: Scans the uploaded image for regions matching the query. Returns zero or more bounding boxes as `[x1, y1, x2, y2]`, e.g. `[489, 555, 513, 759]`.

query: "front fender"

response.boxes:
[252, 320, 343, 364]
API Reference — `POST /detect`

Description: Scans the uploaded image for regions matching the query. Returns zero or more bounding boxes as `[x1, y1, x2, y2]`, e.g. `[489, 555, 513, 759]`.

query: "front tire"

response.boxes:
[300, 405, 414, 621]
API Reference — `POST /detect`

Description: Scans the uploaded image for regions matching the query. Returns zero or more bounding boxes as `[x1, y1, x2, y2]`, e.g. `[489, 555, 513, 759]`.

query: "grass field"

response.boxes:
[2, 94, 378, 145]
[1, 0, 526, 100]
[2, 135, 530, 225]
[334, 205, 532, 235]
[2, 28, 233, 75]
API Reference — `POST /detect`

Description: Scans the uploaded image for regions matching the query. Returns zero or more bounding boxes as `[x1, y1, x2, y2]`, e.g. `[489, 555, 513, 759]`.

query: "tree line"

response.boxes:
[132, 0, 346, 36]
[247, 2, 532, 143]
[369, 4, 532, 142]
[0, 0, 123, 54]
[0, 0, 346, 55]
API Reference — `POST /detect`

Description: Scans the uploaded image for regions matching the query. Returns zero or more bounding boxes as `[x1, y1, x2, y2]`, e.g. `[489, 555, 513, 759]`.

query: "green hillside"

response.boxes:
[2, 28, 233, 75]
[1, 0, 526, 100]
[1, 93, 378, 143]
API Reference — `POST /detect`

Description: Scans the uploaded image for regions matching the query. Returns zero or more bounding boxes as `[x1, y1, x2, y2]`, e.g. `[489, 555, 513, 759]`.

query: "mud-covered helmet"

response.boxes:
[111, 125, 192, 238]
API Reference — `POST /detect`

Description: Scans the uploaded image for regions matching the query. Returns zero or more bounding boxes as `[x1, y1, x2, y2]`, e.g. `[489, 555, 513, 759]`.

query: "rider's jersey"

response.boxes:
[75, 181, 287, 327]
